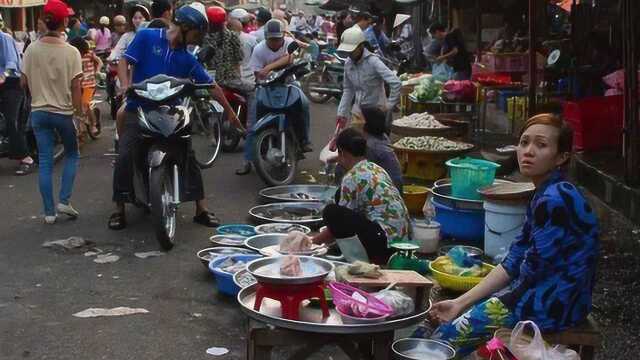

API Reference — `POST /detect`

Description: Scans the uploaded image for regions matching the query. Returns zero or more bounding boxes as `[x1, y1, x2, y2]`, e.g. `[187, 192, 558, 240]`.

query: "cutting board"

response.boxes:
[342, 270, 433, 288]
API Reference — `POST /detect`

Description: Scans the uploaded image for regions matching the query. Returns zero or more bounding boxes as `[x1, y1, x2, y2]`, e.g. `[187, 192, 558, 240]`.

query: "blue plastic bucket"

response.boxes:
[431, 196, 484, 247]
[209, 254, 263, 296]
[446, 158, 500, 200]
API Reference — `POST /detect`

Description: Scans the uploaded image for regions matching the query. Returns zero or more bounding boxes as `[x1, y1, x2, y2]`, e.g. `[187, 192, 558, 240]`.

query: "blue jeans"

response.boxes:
[31, 111, 79, 216]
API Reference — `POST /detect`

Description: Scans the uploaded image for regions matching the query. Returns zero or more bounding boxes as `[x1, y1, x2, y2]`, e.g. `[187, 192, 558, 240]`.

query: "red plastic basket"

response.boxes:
[328, 282, 393, 317]
[562, 95, 623, 151]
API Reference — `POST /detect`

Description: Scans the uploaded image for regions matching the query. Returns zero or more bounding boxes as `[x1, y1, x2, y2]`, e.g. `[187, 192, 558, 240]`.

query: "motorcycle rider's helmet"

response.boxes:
[337, 26, 366, 54]
[206, 6, 226, 26]
[99, 16, 110, 26]
[174, 1, 208, 33]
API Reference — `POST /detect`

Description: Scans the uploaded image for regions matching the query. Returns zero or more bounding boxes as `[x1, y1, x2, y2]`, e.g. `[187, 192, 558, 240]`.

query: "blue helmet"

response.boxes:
[174, 2, 208, 33]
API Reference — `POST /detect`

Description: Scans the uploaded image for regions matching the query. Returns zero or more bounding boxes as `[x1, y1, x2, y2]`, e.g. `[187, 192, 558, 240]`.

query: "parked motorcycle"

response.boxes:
[218, 86, 248, 152]
[125, 74, 222, 249]
[106, 60, 122, 121]
[251, 56, 310, 186]
[302, 52, 345, 104]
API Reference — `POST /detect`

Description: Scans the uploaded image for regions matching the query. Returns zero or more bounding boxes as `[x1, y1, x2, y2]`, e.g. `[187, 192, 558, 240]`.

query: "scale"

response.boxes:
[387, 243, 429, 274]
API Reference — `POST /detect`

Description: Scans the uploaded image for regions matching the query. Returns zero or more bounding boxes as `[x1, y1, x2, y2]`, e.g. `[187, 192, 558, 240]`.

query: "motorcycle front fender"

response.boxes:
[252, 113, 286, 133]
[148, 149, 167, 169]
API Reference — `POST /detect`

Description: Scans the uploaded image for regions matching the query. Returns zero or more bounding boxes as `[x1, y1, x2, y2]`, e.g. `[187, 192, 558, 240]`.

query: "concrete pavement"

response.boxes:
[0, 99, 342, 360]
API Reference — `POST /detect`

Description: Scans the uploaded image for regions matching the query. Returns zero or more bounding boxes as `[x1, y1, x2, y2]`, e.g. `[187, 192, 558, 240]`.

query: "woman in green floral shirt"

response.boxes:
[312, 129, 411, 264]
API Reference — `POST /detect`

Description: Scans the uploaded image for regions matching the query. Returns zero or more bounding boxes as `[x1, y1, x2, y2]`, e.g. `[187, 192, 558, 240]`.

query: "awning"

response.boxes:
[0, 0, 46, 8]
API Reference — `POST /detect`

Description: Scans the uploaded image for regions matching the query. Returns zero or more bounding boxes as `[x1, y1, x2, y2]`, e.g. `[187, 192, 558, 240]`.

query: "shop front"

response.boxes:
[0, 0, 44, 32]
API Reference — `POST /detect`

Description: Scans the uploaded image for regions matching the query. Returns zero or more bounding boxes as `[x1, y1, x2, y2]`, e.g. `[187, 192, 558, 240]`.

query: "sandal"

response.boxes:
[193, 211, 220, 228]
[108, 212, 127, 230]
[15, 162, 34, 176]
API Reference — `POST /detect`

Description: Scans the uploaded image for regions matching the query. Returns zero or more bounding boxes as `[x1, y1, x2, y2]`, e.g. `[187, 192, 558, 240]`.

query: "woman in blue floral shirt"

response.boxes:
[415, 114, 599, 355]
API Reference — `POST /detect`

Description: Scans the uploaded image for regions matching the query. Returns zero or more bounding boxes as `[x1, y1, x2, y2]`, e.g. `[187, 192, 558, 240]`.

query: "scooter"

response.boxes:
[126, 74, 222, 250]
[220, 86, 247, 153]
[251, 54, 310, 186]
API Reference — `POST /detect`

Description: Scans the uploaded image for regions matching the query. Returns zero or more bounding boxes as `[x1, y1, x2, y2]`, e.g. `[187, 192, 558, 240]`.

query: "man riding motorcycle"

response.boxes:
[237, 19, 312, 175]
[108, 2, 242, 230]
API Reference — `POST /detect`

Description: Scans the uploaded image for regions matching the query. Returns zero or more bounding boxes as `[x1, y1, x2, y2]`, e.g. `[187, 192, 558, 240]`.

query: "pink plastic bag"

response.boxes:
[443, 80, 477, 102]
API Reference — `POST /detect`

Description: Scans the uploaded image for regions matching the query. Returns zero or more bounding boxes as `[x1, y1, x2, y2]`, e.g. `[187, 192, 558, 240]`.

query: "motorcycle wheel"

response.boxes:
[150, 166, 176, 251]
[253, 127, 297, 186]
[302, 71, 331, 104]
[191, 107, 222, 169]
[86, 107, 102, 140]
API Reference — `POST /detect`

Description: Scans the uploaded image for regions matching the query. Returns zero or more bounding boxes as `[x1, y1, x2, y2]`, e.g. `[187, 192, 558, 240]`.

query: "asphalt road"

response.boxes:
[0, 96, 343, 360]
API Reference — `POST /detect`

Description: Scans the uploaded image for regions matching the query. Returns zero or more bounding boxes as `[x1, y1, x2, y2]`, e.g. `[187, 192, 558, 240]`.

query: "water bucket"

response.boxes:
[431, 196, 484, 247]
[412, 220, 441, 254]
[483, 200, 527, 262]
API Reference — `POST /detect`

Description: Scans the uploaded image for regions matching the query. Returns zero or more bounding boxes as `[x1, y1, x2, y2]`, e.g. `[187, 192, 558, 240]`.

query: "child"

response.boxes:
[69, 37, 102, 141]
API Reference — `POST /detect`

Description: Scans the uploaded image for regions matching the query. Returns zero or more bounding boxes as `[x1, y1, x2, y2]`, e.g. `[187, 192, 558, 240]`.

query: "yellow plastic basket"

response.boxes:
[429, 256, 495, 292]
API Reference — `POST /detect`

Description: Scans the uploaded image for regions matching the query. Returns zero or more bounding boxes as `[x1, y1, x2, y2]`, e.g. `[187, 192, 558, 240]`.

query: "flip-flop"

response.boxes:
[108, 212, 127, 230]
[15, 162, 34, 176]
[193, 211, 220, 228]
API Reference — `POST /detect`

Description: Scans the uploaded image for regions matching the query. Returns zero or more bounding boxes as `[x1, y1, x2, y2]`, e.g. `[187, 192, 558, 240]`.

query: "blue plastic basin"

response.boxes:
[431, 196, 484, 247]
[209, 254, 263, 296]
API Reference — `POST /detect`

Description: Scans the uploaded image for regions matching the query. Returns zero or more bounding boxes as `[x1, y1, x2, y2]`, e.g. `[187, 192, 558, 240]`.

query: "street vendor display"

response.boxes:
[259, 185, 338, 203]
[392, 136, 474, 182]
[311, 129, 412, 265]
[413, 114, 600, 357]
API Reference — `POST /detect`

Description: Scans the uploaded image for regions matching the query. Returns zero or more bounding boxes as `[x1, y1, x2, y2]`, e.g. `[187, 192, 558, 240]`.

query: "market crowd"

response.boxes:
[0, 0, 599, 357]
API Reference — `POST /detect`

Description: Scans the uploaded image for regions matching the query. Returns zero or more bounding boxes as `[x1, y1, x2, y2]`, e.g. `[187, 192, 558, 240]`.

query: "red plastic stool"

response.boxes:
[253, 281, 330, 320]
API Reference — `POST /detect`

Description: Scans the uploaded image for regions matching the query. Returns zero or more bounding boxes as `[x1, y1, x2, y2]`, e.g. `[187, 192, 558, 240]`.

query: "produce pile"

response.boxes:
[410, 77, 443, 102]
[393, 136, 473, 152]
[392, 113, 447, 129]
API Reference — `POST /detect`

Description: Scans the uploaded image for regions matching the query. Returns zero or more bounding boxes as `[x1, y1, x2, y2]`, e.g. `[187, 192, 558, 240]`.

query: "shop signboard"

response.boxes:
[0, 0, 45, 8]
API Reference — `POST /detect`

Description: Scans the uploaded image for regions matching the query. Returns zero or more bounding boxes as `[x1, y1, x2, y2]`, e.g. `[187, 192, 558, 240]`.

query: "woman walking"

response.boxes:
[21, 0, 83, 224]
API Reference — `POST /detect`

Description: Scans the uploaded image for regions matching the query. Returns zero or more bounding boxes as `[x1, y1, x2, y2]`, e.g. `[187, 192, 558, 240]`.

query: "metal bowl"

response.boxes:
[248, 202, 325, 225]
[209, 234, 248, 247]
[391, 339, 456, 360]
[259, 185, 337, 203]
[244, 234, 288, 253]
[254, 223, 312, 235]
[247, 256, 334, 285]
[196, 247, 257, 268]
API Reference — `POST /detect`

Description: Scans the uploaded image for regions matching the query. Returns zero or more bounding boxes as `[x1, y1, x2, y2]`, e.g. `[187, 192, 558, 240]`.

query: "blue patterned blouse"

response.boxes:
[496, 170, 599, 331]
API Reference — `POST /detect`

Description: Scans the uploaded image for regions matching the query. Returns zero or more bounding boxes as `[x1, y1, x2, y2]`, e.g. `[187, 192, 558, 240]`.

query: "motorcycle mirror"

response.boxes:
[287, 42, 300, 55]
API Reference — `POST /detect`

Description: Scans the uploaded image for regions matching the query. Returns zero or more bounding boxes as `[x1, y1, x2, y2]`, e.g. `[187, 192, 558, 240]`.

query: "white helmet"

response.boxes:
[229, 8, 249, 21]
[337, 26, 366, 53]
[99, 16, 110, 26]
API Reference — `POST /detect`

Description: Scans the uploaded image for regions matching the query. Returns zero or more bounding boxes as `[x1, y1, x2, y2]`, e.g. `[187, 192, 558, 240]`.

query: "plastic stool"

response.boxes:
[253, 281, 330, 320]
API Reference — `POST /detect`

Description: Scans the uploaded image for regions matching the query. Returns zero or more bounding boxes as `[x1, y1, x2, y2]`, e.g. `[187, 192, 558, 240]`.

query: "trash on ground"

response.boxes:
[93, 253, 120, 264]
[84, 249, 102, 257]
[206, 347, 229, 356]
[42, 236, 88, 249]
[134, 251, 165, 259]
[72, 307, 149, 318]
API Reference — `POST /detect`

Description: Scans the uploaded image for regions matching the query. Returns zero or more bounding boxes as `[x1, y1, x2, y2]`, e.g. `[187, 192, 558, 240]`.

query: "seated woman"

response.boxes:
[311, 129, 411, 265]
[360, 105, 404, 192]
[415, 114, 599, 355]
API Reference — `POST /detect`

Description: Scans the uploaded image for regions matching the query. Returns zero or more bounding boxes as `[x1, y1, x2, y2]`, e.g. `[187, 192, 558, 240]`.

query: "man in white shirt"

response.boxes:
[236, 19, 311, 175]
[249, 8, 272, 42]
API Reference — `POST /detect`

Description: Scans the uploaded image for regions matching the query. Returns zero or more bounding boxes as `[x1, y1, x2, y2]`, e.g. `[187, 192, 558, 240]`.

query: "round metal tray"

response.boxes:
[238, 284, 431, 334]
[209, 234, 247, 247]
[259, 185, 338, 203]
[245, 234, 288, 253]
[248, 202, 325, 226]
[254, 223, 312, 235]
[247, 256, 334, 285]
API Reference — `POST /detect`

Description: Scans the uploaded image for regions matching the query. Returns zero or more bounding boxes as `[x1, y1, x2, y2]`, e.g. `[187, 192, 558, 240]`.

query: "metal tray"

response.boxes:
[247, 256, 334, 285]
[259, 185, 338, 203]
[238, 284, 431, 334]
[254, 223, 312, 235]
[235, 260, 348, 290]
[209, 234, 247, 247]
[248, 202, 325, 226]
[244, 234, 288, 253]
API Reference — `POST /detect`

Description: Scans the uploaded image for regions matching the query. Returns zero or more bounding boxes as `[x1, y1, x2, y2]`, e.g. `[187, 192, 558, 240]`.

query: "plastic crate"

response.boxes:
[562, 95, 623, 151]
[446, 157, 500, 200]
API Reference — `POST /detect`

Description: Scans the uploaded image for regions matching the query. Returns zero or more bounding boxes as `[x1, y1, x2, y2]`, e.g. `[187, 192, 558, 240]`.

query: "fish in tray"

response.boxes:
[287, 192, 318, 200]
[210, 234, 247, 246]
[217, 257, 249, 274]
[280, 255, 303, 276]
[255, 223, 311, 234]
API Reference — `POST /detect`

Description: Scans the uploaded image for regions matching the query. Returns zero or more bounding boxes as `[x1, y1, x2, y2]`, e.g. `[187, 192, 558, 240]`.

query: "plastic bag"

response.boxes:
[279, 231, 312, 253]
[443, 80, 477, 102]
[508, 321, 580, 360]
[432, 62, 454, 82]
[373, 289, 414, 317]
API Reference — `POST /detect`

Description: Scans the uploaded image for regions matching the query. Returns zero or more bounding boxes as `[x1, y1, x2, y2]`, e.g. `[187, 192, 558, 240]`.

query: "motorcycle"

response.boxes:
[106, 59, 122, 121]
[251, 53, 310, 186]
[302, 52, 345, 104]
[220, 86, 248, 153]
[126, 74, 222, 249]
